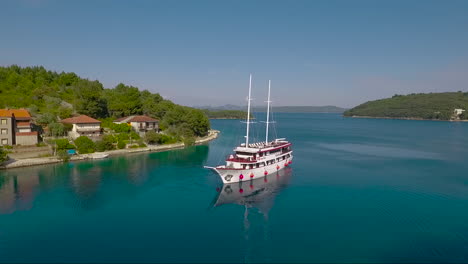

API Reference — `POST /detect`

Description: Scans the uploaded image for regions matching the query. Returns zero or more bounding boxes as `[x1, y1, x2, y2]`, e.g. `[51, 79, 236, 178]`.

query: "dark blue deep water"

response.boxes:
[1, 113, 468, 263]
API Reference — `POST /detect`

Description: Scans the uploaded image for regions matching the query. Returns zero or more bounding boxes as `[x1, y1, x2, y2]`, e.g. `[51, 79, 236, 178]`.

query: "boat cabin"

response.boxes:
[225, 139, 292, 169]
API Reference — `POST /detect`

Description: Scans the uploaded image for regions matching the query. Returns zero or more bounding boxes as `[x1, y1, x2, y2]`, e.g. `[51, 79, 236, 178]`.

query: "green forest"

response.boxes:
[344, 92, 468, 120]
[0, 65, 210, 138]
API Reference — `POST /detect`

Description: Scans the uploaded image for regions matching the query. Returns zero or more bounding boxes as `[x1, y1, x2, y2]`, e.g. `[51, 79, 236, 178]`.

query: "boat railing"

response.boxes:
[226, 155, 257, 163]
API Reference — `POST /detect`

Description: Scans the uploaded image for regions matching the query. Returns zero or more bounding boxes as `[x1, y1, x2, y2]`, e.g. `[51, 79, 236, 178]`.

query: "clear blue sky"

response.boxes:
[1, 0, 468, 108]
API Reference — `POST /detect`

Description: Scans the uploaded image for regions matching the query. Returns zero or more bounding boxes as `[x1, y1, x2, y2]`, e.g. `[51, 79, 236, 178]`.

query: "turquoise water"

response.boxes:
[1, 113, 468, 263]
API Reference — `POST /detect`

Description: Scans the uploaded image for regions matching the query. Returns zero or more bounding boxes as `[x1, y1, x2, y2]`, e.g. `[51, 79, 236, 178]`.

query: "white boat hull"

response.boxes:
[207, 155, 293, 184]
[213, 166, 293, 208]
[91, 153, 109, 159]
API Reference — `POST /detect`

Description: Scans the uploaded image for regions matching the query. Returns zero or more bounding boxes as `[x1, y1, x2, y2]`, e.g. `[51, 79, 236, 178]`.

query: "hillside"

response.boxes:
[344, 92, 468, 120]
[0, 65, 210, 137]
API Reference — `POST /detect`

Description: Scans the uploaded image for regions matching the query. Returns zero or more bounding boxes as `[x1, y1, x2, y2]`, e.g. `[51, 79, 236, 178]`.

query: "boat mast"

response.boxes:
[265, 80, 271, 143]
[245, 74, 252, 147]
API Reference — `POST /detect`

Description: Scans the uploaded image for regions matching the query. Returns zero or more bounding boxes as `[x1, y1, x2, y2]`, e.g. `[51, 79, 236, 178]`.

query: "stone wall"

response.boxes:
[16, 134, 38, 146]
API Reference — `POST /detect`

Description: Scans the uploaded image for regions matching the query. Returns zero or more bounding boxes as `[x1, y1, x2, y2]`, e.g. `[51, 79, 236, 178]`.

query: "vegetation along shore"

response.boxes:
[344, 92, 468, 121]
[0, 130, 219, 170]
[0, 65, 216, 168]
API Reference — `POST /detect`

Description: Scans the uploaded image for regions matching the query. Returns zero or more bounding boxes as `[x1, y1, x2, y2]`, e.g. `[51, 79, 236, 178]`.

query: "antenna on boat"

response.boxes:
[245, 74, 252, 147]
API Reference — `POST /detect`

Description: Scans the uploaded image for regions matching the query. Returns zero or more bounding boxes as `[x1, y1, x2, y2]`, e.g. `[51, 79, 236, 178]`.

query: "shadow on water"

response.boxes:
[0, 145, 210, 214]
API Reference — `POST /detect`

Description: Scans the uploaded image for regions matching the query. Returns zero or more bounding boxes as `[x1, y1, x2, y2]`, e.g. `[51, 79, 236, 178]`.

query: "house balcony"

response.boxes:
[137, 126, 158, 131]
[76, 127, 102, 132]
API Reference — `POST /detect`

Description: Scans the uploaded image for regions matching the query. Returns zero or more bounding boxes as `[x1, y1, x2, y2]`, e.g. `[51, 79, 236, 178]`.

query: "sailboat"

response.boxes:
[205, 74, 293, 183]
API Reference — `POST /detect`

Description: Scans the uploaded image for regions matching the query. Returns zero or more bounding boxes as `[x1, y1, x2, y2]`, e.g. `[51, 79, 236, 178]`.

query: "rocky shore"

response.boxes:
[0, 130, 220, 170]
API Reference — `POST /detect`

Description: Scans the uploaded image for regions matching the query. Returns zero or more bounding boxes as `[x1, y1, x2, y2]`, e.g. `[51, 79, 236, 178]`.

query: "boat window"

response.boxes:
[242, 164, 246, 169]
[249, 164, 254, 169]
[270, 148, 281, 154]
[256, 163, 260, 168]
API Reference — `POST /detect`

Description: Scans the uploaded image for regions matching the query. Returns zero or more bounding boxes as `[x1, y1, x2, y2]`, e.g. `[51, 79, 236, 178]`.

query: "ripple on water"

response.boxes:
[317, 143, 441, 160]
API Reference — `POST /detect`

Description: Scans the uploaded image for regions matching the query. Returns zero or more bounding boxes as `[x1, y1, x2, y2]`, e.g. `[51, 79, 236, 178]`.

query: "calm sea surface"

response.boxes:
[1, 113, 468, 263]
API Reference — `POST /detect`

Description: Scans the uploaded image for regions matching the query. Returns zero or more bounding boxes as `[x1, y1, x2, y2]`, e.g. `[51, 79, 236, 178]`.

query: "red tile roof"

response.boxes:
[0, 109, 32, 118]
[61, 115, 101, 124]
[130, 115, 159, 122]
[114, 115, 159, 123]
[16, 122, 31, 127]
[16, 131, 38, 136]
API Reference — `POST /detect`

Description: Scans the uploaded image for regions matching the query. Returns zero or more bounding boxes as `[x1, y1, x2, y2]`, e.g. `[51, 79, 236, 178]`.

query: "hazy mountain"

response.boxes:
[193, 105, 347, 113]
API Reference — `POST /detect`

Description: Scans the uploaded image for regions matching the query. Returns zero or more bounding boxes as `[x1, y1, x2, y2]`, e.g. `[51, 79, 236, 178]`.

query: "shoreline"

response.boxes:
[345, 115, 468, 122]
[0, 130, 220, 170]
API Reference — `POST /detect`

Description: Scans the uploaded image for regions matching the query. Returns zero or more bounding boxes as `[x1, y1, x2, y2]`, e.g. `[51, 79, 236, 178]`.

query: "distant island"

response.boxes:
[196, 105, 347, 114]
[201, 109, 250, 119]
[344, 92, 468, 121]
[253, 105, 346, 113]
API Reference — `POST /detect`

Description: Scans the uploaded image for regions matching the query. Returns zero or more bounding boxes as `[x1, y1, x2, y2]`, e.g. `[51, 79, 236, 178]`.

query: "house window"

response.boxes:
[1, 129, 7, 134]
[1, 119, 6, 125]
[1, 139, 7, 145]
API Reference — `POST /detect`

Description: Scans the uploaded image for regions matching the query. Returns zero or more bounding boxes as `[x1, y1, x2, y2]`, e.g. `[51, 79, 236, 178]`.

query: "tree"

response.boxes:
[110, 123, 132, 133]
[73, 79, 108, 118]
[95, 134, 116, 152]
[0, 146, 8, 163]
[183, 136, 195, 146]
[58, 106, 73, 119]
[117, 140, 126, 149]
[48, 122, 66, 137]
[187, 109, 210, 137]
[160, 106, 210, 137]
[141, 90, 163, 116]
[104, 83, 142, 117]
[74, 136, 95, 154]
[144, 131, 176, 145]
[36, 112, 57, 125]
[95, 140, 114, 152]
[54, 138, 74, 150]
[145, 131, 161, 144]
[57, 149, 70, 162]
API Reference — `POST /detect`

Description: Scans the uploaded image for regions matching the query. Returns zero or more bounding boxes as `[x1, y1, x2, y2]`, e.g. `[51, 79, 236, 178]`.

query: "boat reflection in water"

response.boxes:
[213, 167, 293, 213]
[212, 167, 293, 254]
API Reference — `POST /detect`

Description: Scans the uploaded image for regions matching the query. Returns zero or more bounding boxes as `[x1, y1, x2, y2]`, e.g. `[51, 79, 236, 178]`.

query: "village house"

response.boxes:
[0, 109, 38, 146]
[61, 115, 102, 140]
[114, 115, 159, 135]
[454, 108, 465, 116]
